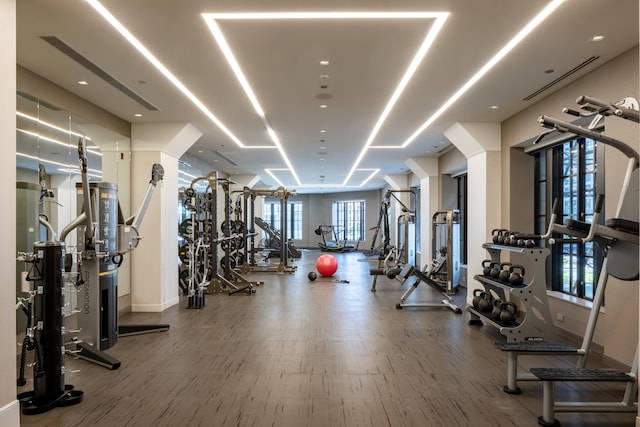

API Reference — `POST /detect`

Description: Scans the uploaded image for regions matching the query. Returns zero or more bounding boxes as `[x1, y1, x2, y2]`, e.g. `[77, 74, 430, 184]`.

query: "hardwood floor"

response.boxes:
[18, 250, 636, 426]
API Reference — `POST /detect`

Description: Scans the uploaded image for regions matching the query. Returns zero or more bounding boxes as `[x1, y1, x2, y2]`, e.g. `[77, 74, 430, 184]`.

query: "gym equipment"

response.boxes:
[71, 144, 168, 369]
[316, 224, 344, 252]
[307, 271, 317, 281]
[472, 288, 484, 310]
[481, 260, 492, 276]
[499, 302, 518, 325]
[491, 299, 504, 321]
[477, 291, 492, 313]
[316, 254, 338, 277]
[16, 246, 84, 415]
[496, 95, 639, 421]
[498, 262, 512, 282]
[509, 265, 525, 286]
[395, 210, 461, 313]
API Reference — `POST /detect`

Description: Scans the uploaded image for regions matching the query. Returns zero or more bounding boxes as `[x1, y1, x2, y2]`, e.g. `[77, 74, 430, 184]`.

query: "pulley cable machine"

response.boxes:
[70, 138, 168, 369]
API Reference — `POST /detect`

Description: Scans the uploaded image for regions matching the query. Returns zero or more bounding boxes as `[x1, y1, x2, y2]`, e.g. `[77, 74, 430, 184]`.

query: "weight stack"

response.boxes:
[18, 241, 84, 415]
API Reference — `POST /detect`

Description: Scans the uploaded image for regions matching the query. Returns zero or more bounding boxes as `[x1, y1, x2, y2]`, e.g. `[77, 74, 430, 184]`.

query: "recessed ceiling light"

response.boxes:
[320, 60, 329, 65]
[320, 146, 326, 150]
[134, 113, 143, 117]
[77, 80, 88, 85]
[591, 35, 605, 42]
[197, 150, 203, 153]
[490, 105, 499, 109]
[320, 74, 329, 80]
[320, 130, 326, 133]
[320, 104, 327, 108]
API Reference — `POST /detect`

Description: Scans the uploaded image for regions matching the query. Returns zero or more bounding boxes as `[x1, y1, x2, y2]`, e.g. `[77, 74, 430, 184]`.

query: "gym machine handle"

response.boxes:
[576, 95, 640, 123]
[538, 115, 639, 162]
[59, 137, 94, 244]
[581, 194, 604, 243]
[125, 163, 165, 229]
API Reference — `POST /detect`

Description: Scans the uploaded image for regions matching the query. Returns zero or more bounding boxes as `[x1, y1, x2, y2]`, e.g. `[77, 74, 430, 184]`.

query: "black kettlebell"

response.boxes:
[489, 262, 501, 279]
[509, 265, 525, 286]
[500, 302, 518, 325]
[482, 260, 493, 276]
[491, 298, 503, 320]
[478, 291, 493, 313]
[472, 289, 484, 309]
[498, 262, 512, 282]
[491, 229, 504, 244]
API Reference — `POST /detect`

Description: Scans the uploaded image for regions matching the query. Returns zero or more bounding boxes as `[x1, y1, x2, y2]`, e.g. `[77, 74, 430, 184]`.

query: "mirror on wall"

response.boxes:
[15, 90, 130, 331]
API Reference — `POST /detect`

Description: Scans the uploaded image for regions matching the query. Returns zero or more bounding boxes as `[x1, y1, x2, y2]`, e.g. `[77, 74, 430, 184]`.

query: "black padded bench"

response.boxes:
[495, 341, 582, 394]
[530, 367, 637, 427]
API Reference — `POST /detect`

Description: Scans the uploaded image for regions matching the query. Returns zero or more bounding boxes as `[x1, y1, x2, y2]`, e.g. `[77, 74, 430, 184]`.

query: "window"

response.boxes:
[332, 200, 365, 242]
[263, 200, 302, 240]
[534, 137, 603, 300]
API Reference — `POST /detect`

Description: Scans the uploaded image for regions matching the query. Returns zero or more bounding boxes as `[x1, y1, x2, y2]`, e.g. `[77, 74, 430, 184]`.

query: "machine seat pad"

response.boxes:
[530, 367, 633, 382]
[496, 341, 577, 353]
[605, 218, 639, 235]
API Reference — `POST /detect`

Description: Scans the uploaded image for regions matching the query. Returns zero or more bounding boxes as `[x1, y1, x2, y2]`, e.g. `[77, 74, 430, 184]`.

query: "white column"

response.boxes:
[406, 157, 439, 266]
[1, 0, 20, 424]
[129, 123, 202, 311]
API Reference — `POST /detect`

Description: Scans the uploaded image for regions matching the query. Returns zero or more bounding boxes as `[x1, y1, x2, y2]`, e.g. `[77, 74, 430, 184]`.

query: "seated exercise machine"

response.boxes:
[395, 210, 462, 313]
[496, 95, 638, 426]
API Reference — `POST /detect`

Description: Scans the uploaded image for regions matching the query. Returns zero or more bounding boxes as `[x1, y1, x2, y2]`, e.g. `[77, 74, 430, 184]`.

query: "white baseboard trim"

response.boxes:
[0, 399, 20, 427]
[131, 296, 179, 312]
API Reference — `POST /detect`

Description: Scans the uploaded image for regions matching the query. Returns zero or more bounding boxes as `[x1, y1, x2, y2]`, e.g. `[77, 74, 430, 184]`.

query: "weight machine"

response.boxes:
[238, 186, 299, 274]
[494, 95, 639, 425]
[179, 172, 260, 304]
[70, 144, 168, 370]
[369, 189, 416, 291]
[396, 209, 462, 312]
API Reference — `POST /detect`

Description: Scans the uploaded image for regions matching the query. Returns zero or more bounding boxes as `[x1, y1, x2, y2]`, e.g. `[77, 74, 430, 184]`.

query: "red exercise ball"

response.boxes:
[316, 254, 338, 277]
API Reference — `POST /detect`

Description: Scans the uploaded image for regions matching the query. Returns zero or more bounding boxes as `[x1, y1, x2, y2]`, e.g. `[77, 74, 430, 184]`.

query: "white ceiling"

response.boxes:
[16, 0, 639, 193]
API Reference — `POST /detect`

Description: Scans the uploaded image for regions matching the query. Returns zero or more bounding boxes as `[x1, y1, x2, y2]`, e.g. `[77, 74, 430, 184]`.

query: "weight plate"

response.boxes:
[236, 253, 246, 266]
[178, 244, 190, 264]
[178, 219, 195, 237]
[220, 255, 237, 270]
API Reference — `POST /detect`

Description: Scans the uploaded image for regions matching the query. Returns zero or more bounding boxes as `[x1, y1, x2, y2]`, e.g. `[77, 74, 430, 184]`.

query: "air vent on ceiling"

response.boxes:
[522, 56, 600, 102]
[213, 150, 238, 166]
[41, 36, 159, 111]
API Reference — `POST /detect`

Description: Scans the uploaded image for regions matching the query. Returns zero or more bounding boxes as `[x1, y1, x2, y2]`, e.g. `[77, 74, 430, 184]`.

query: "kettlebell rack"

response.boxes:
[467, 243, 556, 343]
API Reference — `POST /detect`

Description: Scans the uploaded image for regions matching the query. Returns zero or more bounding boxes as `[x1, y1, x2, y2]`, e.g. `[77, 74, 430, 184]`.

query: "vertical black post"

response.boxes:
[18, 241, 83, 415]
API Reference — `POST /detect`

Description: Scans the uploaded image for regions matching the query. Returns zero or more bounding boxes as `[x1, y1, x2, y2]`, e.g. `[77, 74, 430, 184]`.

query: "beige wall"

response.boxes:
[502, 46, 639, 365]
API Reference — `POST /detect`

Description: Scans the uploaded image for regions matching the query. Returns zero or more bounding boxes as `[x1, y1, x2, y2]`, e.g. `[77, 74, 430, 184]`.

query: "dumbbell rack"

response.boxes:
[467, 243, 557, 342]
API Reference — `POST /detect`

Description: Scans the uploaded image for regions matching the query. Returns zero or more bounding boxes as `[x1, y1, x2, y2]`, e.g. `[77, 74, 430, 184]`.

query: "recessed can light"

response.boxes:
[320, 130, 326, 133]
[320, 60, 329, 65]
[591, 35, 605, 42]
[134, 113, 143, 117]
[77, 80, 88, 85]
[490, 105, 499, 109]
[320, 74, 329, 80]
[320, 104, 327, 108]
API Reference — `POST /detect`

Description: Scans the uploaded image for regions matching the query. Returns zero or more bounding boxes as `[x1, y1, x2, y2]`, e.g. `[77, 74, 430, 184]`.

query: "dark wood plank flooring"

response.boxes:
[18, 250, 636, 426]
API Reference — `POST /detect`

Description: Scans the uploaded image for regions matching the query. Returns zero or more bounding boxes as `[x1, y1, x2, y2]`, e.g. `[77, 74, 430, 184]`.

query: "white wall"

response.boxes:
[1, 0, 20, 424]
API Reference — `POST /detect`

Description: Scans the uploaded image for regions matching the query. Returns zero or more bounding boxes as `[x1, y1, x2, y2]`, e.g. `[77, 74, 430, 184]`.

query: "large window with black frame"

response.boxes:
[534, 137, 604, 300]
[263, 200, 303, 240]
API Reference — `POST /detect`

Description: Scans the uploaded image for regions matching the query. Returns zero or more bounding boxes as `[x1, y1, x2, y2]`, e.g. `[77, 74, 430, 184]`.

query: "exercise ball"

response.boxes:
[307, 271, 318, 281]
[316, 254, 338, 277]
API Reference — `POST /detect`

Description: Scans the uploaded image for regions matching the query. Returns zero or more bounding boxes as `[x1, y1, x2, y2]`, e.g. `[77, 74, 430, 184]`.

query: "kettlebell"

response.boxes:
[498, 262, 512, 282]
[472, 289, 484, 309]
[478, 291, 493, 313]
[489, 262, 501, 279]
[509, 265, 526, 286]
[500, 302, 518, 325]
[482, 260, 493, 276]
[491, 298, 504, 320]
[491, 229, 504, 244]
